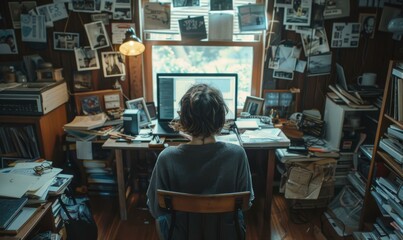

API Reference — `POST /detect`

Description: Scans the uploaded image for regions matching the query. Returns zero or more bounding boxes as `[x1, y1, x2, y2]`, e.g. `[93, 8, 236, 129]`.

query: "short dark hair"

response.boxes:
[171, 84, 228, 138]
[97, 35, 105, 42]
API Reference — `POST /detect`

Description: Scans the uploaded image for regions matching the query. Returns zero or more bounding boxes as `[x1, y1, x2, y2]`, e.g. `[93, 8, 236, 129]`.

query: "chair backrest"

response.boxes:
[156, 190, 251, 240]
[157, 190, 250, 213]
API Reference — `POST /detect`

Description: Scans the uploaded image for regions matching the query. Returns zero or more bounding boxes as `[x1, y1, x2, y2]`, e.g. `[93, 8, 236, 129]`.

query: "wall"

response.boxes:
[0, 0, 402, 118]
[0, 0, 142, 120]
[264, 1, 403, 114]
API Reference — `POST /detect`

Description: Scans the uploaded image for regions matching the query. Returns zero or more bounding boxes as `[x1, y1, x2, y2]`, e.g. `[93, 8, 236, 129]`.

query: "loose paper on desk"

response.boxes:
[11, 162, 62, 192]
[241, 128, 290, 147]
[76, 140, 93, 159]
[0, 173, 37, 198]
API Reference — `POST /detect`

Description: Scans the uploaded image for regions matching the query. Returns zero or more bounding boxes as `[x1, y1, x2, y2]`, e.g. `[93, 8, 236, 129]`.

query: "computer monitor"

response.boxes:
[156, 73, 238, 122]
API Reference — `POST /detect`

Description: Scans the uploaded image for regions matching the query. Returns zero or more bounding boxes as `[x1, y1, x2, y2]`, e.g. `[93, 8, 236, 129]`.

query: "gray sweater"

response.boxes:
[146, 142, 254, 239]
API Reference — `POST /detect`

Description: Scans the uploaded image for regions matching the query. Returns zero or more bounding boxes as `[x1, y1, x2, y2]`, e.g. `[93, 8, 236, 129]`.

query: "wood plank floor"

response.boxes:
[89, 190, 342, 240]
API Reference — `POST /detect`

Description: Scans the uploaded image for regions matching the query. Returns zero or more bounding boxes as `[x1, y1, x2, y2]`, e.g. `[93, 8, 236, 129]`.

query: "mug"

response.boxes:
[357, 73, 376, 86]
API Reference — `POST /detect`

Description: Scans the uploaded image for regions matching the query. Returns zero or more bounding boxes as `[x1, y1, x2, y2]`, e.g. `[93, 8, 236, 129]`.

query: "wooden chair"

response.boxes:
[156, 189, 251, 240]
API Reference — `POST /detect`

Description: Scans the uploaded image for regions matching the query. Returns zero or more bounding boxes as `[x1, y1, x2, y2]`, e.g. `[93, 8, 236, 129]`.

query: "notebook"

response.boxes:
[0, 197, 28, 229]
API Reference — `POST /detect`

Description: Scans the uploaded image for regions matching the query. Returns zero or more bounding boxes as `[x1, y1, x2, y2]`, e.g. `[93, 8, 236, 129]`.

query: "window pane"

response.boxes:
[152, 45, 253, 108]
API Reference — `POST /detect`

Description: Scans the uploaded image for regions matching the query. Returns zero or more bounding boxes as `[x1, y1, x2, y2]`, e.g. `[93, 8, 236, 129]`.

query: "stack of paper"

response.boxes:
[240, 128, 290, 147]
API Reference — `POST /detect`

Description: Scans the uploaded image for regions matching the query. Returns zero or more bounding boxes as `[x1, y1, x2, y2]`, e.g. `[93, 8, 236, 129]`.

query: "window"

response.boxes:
[142, 0, 266, 108]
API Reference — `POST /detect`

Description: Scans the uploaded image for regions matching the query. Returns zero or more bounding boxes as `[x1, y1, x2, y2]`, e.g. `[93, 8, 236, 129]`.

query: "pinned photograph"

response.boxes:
[301, 28, 330, 56]
[8, 1, 37, 29]
[101, 52, 125, 78]
[0, 29, 18, 54]
[210, 0, 233, 10]
[172, 0, 200, 7]
[126, 97, 151, 127]
[274, 0, 292, 8]
[273, 70, 294, 80]
[53, 32, 79, 51]
[74, 46, 100, 71]
[71, 0, 96, 12]
[143, 3, 171, 30]
[73, 71, 93, 92]
[238, 4, 267, 31]
[283, 0, 312, 26]
[179, 16, 207, 40]
[331, 22, 360, 48]
[84, 21, 110, 50]
[307, 52, 332, 76]
[359, 13, 376, 39]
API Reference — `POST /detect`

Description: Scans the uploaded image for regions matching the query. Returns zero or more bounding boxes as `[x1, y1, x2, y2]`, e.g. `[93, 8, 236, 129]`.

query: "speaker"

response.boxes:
[123, 109, 140, 136]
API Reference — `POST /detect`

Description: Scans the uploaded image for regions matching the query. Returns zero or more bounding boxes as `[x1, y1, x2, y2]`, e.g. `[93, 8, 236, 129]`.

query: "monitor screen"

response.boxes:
[156, 73, 238, 121]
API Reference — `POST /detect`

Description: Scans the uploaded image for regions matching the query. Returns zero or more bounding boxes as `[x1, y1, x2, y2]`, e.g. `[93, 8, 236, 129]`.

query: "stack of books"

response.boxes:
[379, 124, 403, 167]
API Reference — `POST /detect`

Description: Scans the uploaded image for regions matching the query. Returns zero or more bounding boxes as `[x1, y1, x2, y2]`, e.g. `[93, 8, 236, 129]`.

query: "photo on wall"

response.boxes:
[101, 52, 125, 78]
[238, 4, 267, 31]
[73, 71, 93, 92]
[0, 29, 18, 54]
[84, 21, 110, 50]
[53, 32, 79, 51]
[74, 46, 100, 71]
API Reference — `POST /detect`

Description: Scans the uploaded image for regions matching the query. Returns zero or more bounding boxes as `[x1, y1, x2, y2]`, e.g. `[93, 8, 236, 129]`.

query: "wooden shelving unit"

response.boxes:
[359, 60, 403, 232]
[0, 104, 67, 165]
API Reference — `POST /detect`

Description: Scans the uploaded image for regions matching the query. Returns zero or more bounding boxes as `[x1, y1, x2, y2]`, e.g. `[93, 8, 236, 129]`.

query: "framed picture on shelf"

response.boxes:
[263, 89, 299, 119]
[81, 95, 102, 115]
[126, 97, 151, 127]
[243, 96, 264, 115]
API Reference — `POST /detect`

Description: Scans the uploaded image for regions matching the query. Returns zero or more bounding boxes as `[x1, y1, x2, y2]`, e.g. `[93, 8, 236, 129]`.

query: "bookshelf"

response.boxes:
[0, 104, 67, 165]
[359, 60, 403, 238]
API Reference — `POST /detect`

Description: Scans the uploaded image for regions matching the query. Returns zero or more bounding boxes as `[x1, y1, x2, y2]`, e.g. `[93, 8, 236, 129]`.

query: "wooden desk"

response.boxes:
[102, 138, 281, 238]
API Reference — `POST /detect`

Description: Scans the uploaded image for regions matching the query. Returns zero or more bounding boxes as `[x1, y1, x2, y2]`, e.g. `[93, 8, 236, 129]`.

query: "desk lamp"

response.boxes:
[119, 27, 145, 56]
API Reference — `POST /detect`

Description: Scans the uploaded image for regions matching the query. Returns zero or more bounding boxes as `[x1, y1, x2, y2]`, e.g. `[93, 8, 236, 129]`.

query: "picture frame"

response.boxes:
[242, 96, 264, 116]
[237, 4, 267, 32]
[8, 1, 37, 29]
[359, 13, 376, 39]
[74, 46, 100, 71]
[283, 0, 312, 26]
[263, 89, 299, 119]
[53, 32, 79, 51]
[101, 52, 125, 78]
[273, 70, 294, 80]
[73, 71, 93, 92]
[146, 102, 157, 120]
[0, 29, 18, 54]
[84, 21, 110, 50]
[126, 97, 152, 127]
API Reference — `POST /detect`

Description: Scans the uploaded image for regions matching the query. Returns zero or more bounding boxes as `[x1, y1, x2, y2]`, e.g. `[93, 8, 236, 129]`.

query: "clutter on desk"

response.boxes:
[0, 161, 74, 235]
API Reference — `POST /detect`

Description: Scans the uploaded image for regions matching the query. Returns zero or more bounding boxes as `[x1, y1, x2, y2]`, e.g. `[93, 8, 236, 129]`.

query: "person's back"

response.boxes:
[146, 84, 254, 239]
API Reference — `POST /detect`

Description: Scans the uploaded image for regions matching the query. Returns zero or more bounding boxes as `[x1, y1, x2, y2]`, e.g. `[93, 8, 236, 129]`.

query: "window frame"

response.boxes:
[143, 40, 264, 102]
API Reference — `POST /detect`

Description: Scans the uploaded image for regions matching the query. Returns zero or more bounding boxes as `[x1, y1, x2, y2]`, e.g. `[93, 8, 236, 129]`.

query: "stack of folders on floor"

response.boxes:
[379, 124, 403, 167]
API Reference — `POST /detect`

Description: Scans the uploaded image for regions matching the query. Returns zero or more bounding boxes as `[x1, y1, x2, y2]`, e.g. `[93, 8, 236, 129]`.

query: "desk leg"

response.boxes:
[115, 149, 127, 220]
[264, 149, 275, 239]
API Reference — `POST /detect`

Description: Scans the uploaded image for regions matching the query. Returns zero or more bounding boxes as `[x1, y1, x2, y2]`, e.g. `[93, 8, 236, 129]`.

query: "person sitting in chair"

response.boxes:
[146, 83, 254, 239]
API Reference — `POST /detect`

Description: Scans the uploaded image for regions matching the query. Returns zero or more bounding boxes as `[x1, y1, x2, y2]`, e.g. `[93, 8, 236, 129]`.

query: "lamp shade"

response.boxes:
[119, 28, 145, 56]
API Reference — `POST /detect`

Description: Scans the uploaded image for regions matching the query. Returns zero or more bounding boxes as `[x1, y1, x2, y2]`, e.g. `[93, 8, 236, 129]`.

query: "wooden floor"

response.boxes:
[89, 190, 341, 240]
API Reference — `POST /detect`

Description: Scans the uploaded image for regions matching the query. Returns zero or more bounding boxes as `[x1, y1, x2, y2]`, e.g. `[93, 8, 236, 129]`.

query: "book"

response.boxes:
[0, 197, 28, 230]
[48, 174, 73, 196]
[379, 138, 403, 164]
[328, 85, 374, 109]
[388, 125, 403, 140]
[64, 113, 108, 130]
[0, 207, 38, 234]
